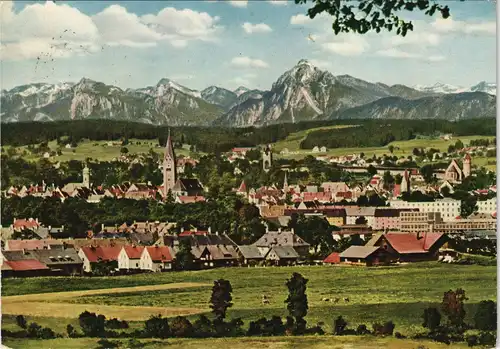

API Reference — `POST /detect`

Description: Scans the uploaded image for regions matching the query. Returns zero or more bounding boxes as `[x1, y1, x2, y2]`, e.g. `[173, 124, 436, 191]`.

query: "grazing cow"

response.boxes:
[321, 297, 330, 302]
[331, 298, 340, 304]
[262, 294, 270, 305]
[344, 297, 350, 303]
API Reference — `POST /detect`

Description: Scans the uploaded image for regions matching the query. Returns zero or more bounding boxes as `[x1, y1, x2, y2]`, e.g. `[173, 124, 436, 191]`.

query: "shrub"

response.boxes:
[333, 316, 347, 335]
[227, 318, 245, 337]
[395, 332, 406, 339]
[306, 325, 324, 335]
[422, 307, 441, 331]
[169, 316, 193, 338]
[192, 315, 213, 338]
[478, 331, 496, 346]
[372, 321, 395, 336]
[66, 324, 77, 338]
[466, 334, 478, 347]
[474, 300, 496, 331]
[144, 314, 170, 338]
[356, 324, 370, 335]
[106, 318, 129, 329]
[26, 322, 56, 339]
[79, 311, 106, 337]
[15, 315, 27, 329]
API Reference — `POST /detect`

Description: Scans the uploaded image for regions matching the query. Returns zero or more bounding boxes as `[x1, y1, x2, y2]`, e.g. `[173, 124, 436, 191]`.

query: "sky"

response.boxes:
[0, 0, 496, 91]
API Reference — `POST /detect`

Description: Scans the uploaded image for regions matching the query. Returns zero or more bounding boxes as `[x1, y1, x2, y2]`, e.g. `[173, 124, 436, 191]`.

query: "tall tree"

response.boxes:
[175, 239, 195, 270]
[441, 288, 468, 329]
[284, 272, 309, 334]
[210, 279, 233, 322]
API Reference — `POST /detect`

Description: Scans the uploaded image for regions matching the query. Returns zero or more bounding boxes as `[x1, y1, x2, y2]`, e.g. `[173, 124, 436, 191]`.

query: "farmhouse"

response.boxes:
[339, 246, 390, 266]
[140, 246, 174, 272]
[118, 245, 145, 271]
[252, 229, 310, 258]
[78, 246, 122, 273]
[237, 245, 265, 265]
[366, 232, 448, 262]
[1, 259, 51, 278]
[264, 246, 300, 266]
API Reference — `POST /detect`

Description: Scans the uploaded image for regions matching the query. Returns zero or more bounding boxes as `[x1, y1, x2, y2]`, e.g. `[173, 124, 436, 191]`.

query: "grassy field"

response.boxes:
[274, 134, 496, 171]
[6, 139, 197, 163]
[2, 263, 496, 340]
[3, 335, 474, 349]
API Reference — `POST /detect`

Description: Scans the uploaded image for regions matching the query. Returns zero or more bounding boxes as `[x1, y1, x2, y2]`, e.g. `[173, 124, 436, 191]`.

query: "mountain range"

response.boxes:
[1, 60, 496, 127]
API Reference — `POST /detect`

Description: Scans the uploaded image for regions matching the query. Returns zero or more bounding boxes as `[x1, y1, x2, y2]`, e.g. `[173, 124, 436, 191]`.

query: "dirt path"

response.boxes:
[2, 282, 210, 320]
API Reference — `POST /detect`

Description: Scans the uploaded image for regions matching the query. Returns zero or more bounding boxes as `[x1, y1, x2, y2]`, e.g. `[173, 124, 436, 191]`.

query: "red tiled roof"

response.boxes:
[179, 230, 209, 236]
[146, 246, 173, 262]
[238, 181, 247, 192]
[303, 192, 331, 201]
[80, 246, 122, 262]
[177, 196, 206, 203]
[323, 252, 340, 264]
[6, 240, 63, 251]
[232, 147, 253, 153]
[492, 211, 497, 219]
[4, 259, 49, 271]
[13, 219, 40, 229]
[384, 233, 444, 254]
[123, 246, 145, 259]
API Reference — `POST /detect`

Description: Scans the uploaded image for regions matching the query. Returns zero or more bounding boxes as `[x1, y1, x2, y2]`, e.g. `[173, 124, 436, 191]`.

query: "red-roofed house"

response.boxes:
[367, 232, 448, 262]
[323, 252, 340, 264]
[140, 246, 174, 272]
[118, 246, 145, 270]
[12, 218, 40, 231]
[302, 191, 332, 203]
[78, 246, 122, 273]
[2, 259, 51, 277]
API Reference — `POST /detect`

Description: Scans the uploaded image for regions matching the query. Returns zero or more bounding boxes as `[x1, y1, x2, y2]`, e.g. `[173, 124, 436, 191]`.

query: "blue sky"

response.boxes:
[0, 0, 496, 91]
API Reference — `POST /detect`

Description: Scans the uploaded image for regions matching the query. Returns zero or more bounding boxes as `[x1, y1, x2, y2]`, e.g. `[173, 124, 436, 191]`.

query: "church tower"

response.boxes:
[262, 144, 272, 172]
[463, 153, 471, 178]
[400, 169, 410, 193]
[163, 129, 177, 197]
[283, 171, 289, 193]
[82, 165, 90, 188]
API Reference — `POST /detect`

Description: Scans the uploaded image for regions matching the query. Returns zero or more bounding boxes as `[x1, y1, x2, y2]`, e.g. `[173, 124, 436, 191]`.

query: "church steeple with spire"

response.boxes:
[163, 129, 177, 197]
[283, 171, 289, 193]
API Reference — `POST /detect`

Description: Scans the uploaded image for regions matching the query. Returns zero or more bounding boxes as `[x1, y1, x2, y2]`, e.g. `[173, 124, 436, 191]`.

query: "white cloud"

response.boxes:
[242, 22, 272, 34]
[0, 2, 223, 61]
[230, 56, 269, 68]
[321, 35, 369, 56]
[376, 48, 445, 62]
[432, 17, 495, 35]
[229, 73, 257, 87]
[229, 1, 248, 8]
[290, 14, 312, 25]
[268, 0, 288, 6]
[388, 32, 440, 48]
[92, 5, 161, 47]
[141, 7, 222, 44]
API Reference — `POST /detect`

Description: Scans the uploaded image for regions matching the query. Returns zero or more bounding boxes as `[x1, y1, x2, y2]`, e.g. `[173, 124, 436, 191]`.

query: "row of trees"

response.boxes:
[301, 119, 496, 150]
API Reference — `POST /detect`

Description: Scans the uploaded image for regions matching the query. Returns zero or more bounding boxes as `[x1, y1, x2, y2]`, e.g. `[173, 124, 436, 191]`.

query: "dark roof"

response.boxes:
[253, 231, 310, 248]
[340, 246, 381, 259]
[174, 178, 203, 192]
[238, 245, 265, 259]
[269, 246, 299, 259]
[30, 248, 83, 265]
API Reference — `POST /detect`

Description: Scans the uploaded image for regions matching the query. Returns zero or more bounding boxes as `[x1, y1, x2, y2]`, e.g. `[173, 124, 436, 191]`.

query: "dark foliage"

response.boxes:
[422, 307, 441, 331]
[210, 279, 233, 321]
[105, 318, 129, 329]
[143, 315, 170, 339]
[79, 311, 106, 337]
[441, 289, 468, 330]
[333, 316, 348, 335]
[474, 300, 497, 331]
[372, 321, 395, 336]
[15, 315, 27, 329]
[169, 316, 194, 338]
[284, 272, 309, 335]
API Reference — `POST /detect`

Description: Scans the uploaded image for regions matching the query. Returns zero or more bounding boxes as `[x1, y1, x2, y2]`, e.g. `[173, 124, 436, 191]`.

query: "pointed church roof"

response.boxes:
[283, 172, 288, 188]
[464, 153, 471, 161]
[164, 129, 175, 160]
[237, 180, 247, 193]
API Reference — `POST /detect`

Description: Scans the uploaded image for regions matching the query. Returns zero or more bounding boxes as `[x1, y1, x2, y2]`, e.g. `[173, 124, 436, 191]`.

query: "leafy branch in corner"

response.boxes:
[295, 0, 451, 36]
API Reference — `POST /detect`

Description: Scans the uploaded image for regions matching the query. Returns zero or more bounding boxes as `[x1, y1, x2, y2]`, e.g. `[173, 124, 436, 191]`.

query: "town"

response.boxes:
[1, 130, 496, 275]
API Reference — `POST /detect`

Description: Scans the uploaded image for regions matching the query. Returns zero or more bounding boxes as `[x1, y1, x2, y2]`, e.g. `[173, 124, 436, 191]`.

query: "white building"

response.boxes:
[139, 246, 174, 272]
[389, 198, 461, 222]
[118, 246, 144, 270]
[477, 198, 497, 215]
